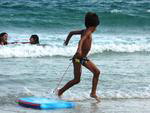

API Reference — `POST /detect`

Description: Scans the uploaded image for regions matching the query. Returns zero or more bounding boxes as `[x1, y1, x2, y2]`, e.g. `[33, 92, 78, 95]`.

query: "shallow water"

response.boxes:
[0, 0, 150, 112]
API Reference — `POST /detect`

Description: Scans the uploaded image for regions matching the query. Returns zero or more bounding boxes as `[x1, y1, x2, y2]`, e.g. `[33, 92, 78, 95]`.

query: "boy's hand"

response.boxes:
[63, 40, 68, 46]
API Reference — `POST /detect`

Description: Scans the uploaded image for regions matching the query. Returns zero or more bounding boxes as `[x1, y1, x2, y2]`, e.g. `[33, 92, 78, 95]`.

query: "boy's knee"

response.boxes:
[94, 69, 100, 77]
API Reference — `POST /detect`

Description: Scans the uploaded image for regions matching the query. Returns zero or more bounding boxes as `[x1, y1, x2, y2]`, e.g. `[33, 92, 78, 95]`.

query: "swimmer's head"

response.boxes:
[30, 35, 39, 44]
[0, 32, 8, 44]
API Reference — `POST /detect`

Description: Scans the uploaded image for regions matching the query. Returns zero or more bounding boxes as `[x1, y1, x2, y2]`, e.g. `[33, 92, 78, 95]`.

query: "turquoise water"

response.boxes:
[0, 0, 150, 34]
[0, 0, 150, 113]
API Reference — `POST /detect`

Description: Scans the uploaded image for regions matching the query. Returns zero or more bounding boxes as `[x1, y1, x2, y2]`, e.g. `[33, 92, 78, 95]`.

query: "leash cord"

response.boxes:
[53, 61, 72, 93]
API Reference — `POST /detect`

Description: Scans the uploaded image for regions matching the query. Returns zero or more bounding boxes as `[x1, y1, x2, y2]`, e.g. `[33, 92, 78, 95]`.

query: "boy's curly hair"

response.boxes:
[85, 12, 100, 28]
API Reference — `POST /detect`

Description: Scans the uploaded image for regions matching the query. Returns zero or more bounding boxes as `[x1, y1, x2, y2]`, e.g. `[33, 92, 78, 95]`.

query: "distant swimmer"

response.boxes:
[0, 33, 40, 45]
[57, 12, 101, 102]
[12, 34, 40, 45]
[0, 32, 8, 45]
[29, 35, 39, 44]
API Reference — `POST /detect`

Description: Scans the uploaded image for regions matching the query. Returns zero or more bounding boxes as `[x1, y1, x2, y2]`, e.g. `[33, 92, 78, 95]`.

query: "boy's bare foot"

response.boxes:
[56, 89, 63, 97]
[90, 93, 101, 102]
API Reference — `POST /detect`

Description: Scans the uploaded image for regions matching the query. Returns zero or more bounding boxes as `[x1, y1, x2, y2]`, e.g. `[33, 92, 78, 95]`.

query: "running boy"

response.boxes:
[58, 12, 100, 101]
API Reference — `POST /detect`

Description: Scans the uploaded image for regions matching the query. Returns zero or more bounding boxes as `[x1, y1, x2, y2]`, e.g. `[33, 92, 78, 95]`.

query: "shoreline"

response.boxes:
[0, 98, 150, 113]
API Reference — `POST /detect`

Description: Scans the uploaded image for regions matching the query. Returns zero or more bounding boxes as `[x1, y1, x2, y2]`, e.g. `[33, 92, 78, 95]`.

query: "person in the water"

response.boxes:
[21, 35, 40, 44]
[0, 33, 39, 45]
[29, 35, 39, 44]
[57, 12, 101, 101]
[0, 32, 8, 45]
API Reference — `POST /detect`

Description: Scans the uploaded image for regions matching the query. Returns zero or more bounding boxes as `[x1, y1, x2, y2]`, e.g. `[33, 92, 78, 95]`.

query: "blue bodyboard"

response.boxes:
[16, 97, 75, 109]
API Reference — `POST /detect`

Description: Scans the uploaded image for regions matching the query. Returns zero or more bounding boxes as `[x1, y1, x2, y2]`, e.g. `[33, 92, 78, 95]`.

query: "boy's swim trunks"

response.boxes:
[72, 57, 89, 65]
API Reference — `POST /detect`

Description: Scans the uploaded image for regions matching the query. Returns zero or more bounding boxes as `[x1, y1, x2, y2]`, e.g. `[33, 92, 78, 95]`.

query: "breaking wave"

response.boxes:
[0, 43, 150, 58]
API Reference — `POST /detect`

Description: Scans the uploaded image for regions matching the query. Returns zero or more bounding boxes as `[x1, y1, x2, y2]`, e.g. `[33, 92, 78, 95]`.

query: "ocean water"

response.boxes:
[0, 0, 150, 113]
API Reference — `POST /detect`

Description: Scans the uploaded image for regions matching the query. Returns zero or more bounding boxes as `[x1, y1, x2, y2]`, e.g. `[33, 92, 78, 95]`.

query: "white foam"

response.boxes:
[56, 88, 150, 101]
[17, 86, 150, 101]
[110, 9, 122, 13]
[0, 44, 76, 58]
[47, 90, 150, 102]
[147, 9, 150, 13]
[101, 89, 150, 99]
[0, 43, 150, 58]
[91, 43, 150, 53]
[0, 33, 150, 58]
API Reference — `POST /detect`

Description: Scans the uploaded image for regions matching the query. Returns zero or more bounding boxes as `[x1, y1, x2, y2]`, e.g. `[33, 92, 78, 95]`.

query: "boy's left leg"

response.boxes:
[83, 60, 100, 101]
[57, 61, 82, 96]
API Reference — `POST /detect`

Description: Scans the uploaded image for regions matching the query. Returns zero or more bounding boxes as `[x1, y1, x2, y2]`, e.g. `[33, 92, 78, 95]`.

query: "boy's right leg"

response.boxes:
[83, 60, 100, 101]
[58, 61, 81, 96]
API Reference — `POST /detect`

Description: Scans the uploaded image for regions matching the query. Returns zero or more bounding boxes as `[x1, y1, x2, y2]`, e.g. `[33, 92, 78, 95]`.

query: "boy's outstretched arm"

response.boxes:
[64, 30, 84, 46]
